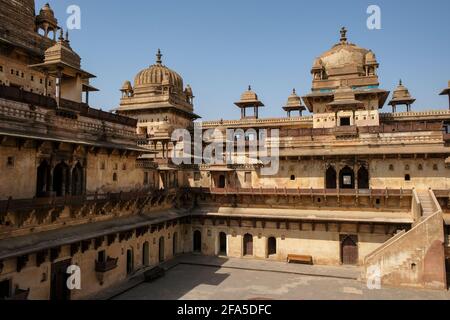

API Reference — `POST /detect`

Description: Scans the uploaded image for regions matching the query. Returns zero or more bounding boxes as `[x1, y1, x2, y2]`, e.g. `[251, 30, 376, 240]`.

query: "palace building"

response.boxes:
[0, 0, 450, 300]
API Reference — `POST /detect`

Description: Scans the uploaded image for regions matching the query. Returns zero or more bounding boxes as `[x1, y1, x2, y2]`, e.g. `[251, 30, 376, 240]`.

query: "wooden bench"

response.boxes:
[143, 266, 165, 282]
[287, 254, 313, 265]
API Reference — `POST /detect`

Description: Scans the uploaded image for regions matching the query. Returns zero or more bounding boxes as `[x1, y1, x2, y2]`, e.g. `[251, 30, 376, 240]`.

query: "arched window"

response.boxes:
[268, 237, 277, 256]
[326, 166, 337, 189]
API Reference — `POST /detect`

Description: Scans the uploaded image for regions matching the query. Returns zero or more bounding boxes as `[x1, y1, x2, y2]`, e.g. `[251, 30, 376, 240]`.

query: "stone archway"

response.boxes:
[243, 234, 253, 256]
[357, 166, 369, 189]
[326, 166, 337, 189]
[71, 162, 84, 196]
[36, 160, 51, 198]
[339, 166, 355, 189]
[53, 162, 70, 197]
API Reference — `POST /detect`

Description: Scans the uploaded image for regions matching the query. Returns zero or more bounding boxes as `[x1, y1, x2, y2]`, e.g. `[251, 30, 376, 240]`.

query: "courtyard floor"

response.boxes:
[110, 255, 450, 300]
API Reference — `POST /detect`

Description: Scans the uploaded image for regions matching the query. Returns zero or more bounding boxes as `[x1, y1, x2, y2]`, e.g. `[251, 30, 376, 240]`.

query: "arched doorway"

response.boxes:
[219, 232, 227, 255]
[142, 241, 150, 266]
[339, 166, 355, 189]
[268, 237, 277, 256]
[193, 230, 202, 253]
[357, 166, 369, 189]
[243, 234, 253, 256]
[172, 232, 178, 256]
[36, 160, 51, 197]
[326, 166, 337, 189]
[341, 235, 358, 265]
[53, 162, 70, 197]
[126, 248, 134, 275]
[218, 175, 226, 188]
[159, 237, 165, 263]
[71, 162, 83, 196]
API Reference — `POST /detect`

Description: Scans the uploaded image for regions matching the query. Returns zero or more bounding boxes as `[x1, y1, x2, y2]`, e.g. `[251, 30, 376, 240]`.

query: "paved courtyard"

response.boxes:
[112, 255, 450, 300]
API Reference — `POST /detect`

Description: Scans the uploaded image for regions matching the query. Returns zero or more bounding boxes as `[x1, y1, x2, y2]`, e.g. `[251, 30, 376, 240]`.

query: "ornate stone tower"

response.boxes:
[302, 27, 389, 130]
[117, 49, 199, 163]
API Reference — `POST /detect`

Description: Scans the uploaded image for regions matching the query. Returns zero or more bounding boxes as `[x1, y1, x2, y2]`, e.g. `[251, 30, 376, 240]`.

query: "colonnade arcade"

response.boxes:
[36, 158, 86, 198]
[325, 162, 369, 190]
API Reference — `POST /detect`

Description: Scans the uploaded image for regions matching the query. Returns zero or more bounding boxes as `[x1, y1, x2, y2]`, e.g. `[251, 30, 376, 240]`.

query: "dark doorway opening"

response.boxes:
[173, 232, 178, 256]
[243, 234, 253, 256]
[159, 237, 165, 263]
[193, 230, 202, 253]
[50, 259, 71, 301]
[219, 232, 227, 255]
[341, 235, 358, 265]
[126, 249, 134, 275]
[326, 166, 337, 189]
[53, 162, 70, 197]
[218, 175, 226, 188]
[71, 162, 83, 196]
[36, 160, 51, 198]
[358, 166, 369, 189]
[339, 166, 355, 189]
[340, 117, 351, 126]
[268, 237, 277, 256]
[142, 242, 149, 267]
[0, 279, 11, 300]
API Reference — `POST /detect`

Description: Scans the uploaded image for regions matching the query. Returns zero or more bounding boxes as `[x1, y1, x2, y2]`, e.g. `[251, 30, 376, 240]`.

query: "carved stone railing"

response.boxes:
[189, 187, 414, 198]
[0, 189, 169, 215]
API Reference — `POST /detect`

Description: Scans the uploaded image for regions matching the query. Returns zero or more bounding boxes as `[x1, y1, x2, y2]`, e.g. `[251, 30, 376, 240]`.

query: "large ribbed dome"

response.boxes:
[133, 49, 184, 93]
[313, 27, 376, 76]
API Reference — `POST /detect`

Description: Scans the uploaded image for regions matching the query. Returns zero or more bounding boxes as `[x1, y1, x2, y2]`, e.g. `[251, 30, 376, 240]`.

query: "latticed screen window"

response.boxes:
[245, 172, 251, 183]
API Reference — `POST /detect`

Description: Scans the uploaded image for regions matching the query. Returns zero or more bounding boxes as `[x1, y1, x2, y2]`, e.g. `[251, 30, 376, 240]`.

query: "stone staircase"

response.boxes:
[362, 189, 447, 290]
[416, 190, 438, 217]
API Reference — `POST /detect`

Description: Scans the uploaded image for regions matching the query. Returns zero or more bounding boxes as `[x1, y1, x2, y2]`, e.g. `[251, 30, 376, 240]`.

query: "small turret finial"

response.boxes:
[156, 49, 163, 64]
[65, 30, 69, 43]
[248, 85, 252, 91]
[59, 28, 64, 41]
[293, 88, 296, 95]
[340, 26, 348, 43]
[399, 79, 403, 86]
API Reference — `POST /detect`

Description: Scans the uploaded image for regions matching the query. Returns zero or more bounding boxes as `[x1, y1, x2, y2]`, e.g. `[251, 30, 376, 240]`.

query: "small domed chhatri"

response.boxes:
[35, 3, 59, 40]
[234, 86, 265, 120]
[283, 89, 306, 117]
[389, 80, 416, 112]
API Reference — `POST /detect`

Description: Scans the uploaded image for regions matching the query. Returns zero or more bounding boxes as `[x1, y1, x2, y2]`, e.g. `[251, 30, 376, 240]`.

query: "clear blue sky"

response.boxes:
[36, 0, 450, 120]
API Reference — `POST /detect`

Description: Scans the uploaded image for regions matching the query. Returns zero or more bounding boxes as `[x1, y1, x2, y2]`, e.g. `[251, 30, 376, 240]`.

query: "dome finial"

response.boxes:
[293, 88, 296, 94]
[340, 26, 348, 43]
[399, 79, 402, 86]
[156, 49, 163, 64]
[248, 85, 252, 91]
